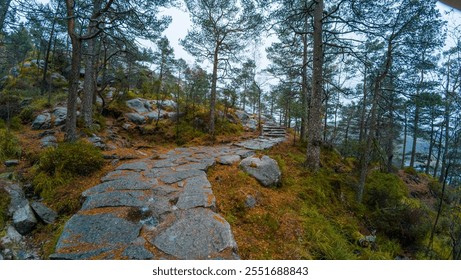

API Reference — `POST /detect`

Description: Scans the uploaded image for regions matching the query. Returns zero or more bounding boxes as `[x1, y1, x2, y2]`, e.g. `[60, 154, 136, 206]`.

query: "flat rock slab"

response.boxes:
[101, 170, 143, 182]
[176, 176, 215, 210]
[174, 159, 215, 171]
[153, 208, 238, 259]
[217, 155, 241, 165]
[152, 185, 179, 196]
[122, 245, 154, 260]
[116, 161, 150, 171]
[82, 179, 153, 197]
[81, 191, 149, 210]
[160, 169, 207, 184]
[55, 213, 141, 250]
[153, 159, 181, 168]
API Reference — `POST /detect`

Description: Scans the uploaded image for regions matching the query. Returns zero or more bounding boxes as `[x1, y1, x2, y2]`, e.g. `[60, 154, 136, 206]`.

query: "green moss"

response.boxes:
[215, 117, 244, 136]
[0, 129, 22, 161]
[301, 207, 357, 259]
[364, 171, 408, 209]
[33, 141, 104, 205]
[403, 166, 418, 176]
[0, 187, 11, 230]
[37, 141, 104, 177]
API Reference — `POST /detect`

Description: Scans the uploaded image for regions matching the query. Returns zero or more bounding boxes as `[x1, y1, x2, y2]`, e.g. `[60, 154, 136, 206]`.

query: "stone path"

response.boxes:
[50, 124, 286, 260]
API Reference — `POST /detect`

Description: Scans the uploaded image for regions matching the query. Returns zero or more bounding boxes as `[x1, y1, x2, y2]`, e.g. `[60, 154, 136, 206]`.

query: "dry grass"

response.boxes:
[209, 162, 309, 259]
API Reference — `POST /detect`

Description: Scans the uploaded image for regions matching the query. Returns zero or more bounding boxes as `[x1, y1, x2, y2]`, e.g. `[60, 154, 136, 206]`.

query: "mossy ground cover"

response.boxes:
[0, 187, 11, 230]
[210, 140, 443, 259]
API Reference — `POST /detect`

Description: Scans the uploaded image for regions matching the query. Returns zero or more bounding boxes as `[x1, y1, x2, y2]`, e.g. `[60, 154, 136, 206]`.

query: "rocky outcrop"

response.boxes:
[52, 107, 67, 126]
[87, 135, 106, 150]
[40, 135, 57, 148]
[12, 204, 37, 235]
[125, 98, 179, 125]
[30, 202, 57, 224]
[1, 181, 55, 259]
[31, 113, 51, 130]
[126, 113, 146, 125]
[31, 106, 69, 130]
[240, 156, 282, 188]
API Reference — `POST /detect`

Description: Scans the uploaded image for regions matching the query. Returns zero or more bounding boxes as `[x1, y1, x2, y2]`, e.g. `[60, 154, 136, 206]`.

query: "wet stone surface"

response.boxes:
[52, 125, 286, 259]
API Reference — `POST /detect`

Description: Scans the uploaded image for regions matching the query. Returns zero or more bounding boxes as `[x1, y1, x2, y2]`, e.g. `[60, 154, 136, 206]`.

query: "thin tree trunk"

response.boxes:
[356, 39, 393, 202]
[433, 126, 443, 178]
[410, 69, 425, 168]
[300, 31, 308, 143]
[323, 90, 328, 142]
[427, 163, 450, 257]
[257, 83, 262, 136]
[209, 44, 219, 137]
[359, 64, 367, 143]
[401, 106, 408, 169]
[242, 80, 247, 111]
[42, 13, 58, 100]
[410, 103, 419, 168]
[439, 99, 450, 183]
[305, 0, 324, 171]
[439, 59, 452, 183]
[426, 116, 435, 174]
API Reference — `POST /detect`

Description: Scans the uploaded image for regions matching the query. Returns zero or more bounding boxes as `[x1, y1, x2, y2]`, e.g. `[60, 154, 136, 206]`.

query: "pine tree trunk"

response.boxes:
[300, 32, 308, 143]
[82, 1, 101, 128]
[65, 0, 81, 142]
[439, 99, 450, 183]
[305, 0, 324, 171]
[356, 39, 393, 202]
[433, 126, 443, 178]
[401, 106, 408, 169]
[359, 65, 367, 143]
[410, 104, 419, 168]
[209, 44, 219, 137]
[425, 116, 435, 174]
[42, 13, 58, 100]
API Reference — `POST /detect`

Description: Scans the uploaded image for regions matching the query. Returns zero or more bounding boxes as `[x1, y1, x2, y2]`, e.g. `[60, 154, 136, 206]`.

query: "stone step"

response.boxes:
[263, 129, 286, 132]
[264, 131, 286, 135]
[263, 125, 286, 129]
[264, 134, 286, 138]
[263, 129, 286, 133]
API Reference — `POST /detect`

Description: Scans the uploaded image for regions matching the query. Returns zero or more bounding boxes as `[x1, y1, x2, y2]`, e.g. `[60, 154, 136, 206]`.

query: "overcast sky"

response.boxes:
[34, 0, 461, 73]
[158, 2, 461, 73]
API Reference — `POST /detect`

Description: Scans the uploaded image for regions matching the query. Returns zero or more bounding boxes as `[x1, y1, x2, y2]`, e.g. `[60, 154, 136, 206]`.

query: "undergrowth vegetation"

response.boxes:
[0, 187, 10, 230]
[210, 141, 444, 260]
[32, 141, 104, 213]
[0, 128, 22, 161]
